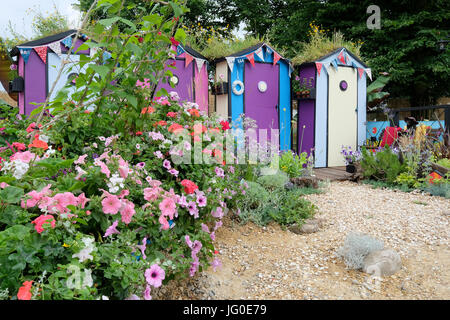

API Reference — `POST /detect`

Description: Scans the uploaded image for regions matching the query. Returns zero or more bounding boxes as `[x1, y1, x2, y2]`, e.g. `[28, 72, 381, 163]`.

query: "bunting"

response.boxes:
[337, 50, 346, 64]
[254, 47, 264, 61]
[48, 41, 62, 57]
[265, 46, 272, 55]
[331, 58, 339, 70]
[18, 48, 32, 64]
[273, 52, 281, 65]
[176, 45, 185, 56]
[236, 57, 245, 64]
[365, 68, 372, 80]
[358, 68, 364, 79]
[324, 62, 331, 73]
[185, 53, 194, 67]
[226, 57, 235, 72]
[288, 64, 294, 78]
[246, 52, 255, 67]
[34, 46, 48, 64]
[315, 62, 323, 76]
[195, 58, 206, 72]
[61, 36, 73, 49]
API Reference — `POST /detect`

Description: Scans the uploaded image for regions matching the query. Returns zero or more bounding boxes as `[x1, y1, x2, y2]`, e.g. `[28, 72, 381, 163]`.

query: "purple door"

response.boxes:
[244, 63, 279, 137]
[155, 59, 193, 102]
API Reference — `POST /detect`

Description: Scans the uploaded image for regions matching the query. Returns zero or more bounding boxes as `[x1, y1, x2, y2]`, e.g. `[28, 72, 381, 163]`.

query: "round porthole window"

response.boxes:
[258, 81, 267, 92]
[170, 75, 179, 85]
[339, 80, 348, 91]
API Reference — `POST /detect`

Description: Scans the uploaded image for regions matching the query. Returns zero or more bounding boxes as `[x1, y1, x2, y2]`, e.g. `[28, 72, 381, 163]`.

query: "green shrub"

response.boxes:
[360, 146, 406, 184]
[436, 158, 450, 169]
[279, 151, 309, 178]
[422, 181, 450, 198]
[256, 172, 289, 190]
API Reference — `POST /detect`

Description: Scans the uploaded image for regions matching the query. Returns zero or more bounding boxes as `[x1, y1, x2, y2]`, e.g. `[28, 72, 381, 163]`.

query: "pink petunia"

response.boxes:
[143, 285, 152, 300]
[77, 193, 90, 209]
[74, 154, 88, 165]
[10, 151, 38, 163]
[103, 220, 120, 237]
[102, 195, 122, 214]
[31, 214, 56, 234]
[120, 200, 135, 224]
[211, 207, 224, 219]
[159, 197, 176, 219]
[162, 159, 171, 170]
[145, 264, 165, 288]
[196, 194, 207, 208]
[215, 166, 225, 178]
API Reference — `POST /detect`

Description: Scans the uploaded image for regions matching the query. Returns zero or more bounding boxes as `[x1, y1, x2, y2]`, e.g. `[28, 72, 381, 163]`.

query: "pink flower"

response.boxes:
[120, 200, 135, 224]
[77, 193, 90, 209]
[31, 214, 56, 234]
[12, 142, 26, 151]
[74, 154, 88, 165]
[211, 207, 224, 218]
[201, 223, 210, 233]
[196, 194, 207, 207]
[145, 264, 165, 288]
[211, 258, 222, 272]
[168, 168, 179, 177]
[178, 195, 188, 207]
[143, 187, 161, 202]
[187, 201, 198, 218]
[154, 151, 164, 159]
[103, 220, 120, 237]
[51, 192, 78, 213]
[10, 151, 37, 163]
[143, 285, 152, 300]
[163, 159, 171, 170]
[215, 166, 225, 178]
[159, 215, 170, 230]
[159, 197, 176, 220]
[137, 237, 147, 260]
[95, 160, 111, 178]
[102, 195, 121, 214]
[166, 111, 177, 118]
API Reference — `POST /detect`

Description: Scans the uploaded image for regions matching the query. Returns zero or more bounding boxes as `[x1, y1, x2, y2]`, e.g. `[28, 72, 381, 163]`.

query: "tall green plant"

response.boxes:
[360, 146, 406, 183]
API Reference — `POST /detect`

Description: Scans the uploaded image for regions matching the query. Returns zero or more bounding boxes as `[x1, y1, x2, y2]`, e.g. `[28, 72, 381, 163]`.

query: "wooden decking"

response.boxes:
[313, 166, 355, 181]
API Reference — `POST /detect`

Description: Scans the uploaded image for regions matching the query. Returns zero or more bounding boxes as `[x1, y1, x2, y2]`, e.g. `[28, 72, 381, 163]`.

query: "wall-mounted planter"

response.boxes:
[294, 87, 315, 100]
[212, 82, 228, 95]
[9, 77, 24, 93]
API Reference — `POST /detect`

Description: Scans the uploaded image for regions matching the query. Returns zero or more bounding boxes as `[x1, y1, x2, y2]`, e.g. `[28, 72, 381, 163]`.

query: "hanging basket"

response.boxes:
[212, 82, 228, 95]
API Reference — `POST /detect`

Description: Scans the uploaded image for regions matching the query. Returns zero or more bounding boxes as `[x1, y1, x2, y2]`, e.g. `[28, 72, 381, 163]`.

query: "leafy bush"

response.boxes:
[336, 232, 384, 270]
[436, 158, 450, 169]
[422, 181, 450, 198]
[360, 146, 406, 184]
[278, 150, 310, 178]
[256, 172, 289, 190]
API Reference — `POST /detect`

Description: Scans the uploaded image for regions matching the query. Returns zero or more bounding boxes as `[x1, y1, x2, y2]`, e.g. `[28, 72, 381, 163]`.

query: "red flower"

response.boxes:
[181, 179, 198, 194]
[12, 142, 26, 151]
[170, 37, 179, 46]
[17, 281, 33, 300]
[28, 137, 48, 150]
[141, 107, 148, 114]
[136, 131, 143, 136]
[167, 111, 177, 118]
[220, 120, 230, 131]
[168, 123, 184, 134]
[31, 214, 55, 234]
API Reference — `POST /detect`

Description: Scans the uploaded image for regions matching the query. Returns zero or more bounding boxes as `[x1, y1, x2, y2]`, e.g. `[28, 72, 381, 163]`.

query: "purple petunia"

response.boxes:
[215, 166, 225, 178]
[163, 159, 171, 170]
[187, 201, 199, 218]
[196, 194, 207, 207]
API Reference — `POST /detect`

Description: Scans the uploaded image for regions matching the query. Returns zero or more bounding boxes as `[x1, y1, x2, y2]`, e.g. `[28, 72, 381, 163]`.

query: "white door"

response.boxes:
[327, 66, 357, 167]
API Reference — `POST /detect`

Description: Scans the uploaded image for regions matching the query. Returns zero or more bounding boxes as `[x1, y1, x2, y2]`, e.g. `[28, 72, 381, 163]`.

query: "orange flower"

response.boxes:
[17, 281, 33, 300]
[168, 123, 184, 134]
[28, 138, 48, 150]
[141, 107, 148, 114]
[147, 106, 155, 114]
[188, 108, 200, 117]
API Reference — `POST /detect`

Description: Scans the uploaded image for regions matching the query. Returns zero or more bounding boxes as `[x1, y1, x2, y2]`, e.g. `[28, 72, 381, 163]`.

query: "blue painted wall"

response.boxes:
[366, 120, 446, 140]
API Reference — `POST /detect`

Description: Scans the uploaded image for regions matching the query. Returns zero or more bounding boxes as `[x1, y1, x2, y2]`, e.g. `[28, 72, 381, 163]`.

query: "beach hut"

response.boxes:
[155, 44, 209, 113]
[213, 43, 292, 151]
[295, 47, 370, 167]
[8, 30, 92, 116]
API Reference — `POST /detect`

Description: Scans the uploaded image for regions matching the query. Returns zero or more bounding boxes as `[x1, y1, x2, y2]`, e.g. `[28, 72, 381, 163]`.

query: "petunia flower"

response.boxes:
[145, 264, 165, 288]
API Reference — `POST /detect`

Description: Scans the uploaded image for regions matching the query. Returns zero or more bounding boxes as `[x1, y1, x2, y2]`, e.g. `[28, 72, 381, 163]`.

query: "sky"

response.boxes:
[0, 0, 81, 40]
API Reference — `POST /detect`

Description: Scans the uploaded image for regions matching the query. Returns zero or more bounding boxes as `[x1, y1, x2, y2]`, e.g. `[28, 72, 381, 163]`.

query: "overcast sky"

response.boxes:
[0, 0, 81, 39]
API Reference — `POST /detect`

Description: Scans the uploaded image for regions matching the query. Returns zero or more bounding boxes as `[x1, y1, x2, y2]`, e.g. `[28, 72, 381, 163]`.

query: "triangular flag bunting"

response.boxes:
[185, 53, 193, 67]
[226, 57, 235, 72]
[19, 48, 32, 64]
[337, 49, 346, 64]
[324, 62, 331, 73]
[358, 68, 364, 79]
[254, 47, 264, 61]
[246, 53, 255, 67]
[195, 58, 205, 72]
[365, 68, 372, 80]
[273, 52, 281, 65]
[315, 62, 323, 76]
[265, 46, 272, 55]
[288, 64, 294, 78]
[34, 46, 48, 64]
[331, 58, 339, 70]
[176, 45, 185, 56]
[48, 41, 62, 56]
[61, 36, 73, 49]
[236, 57, 245, 64]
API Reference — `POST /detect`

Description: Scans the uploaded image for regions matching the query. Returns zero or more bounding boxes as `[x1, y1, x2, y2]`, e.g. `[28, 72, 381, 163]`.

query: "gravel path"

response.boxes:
[161, 181, 450, 300]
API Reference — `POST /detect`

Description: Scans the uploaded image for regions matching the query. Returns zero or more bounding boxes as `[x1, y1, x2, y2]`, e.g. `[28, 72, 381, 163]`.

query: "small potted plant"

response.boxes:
[341, 145, 361, 173]
[212, 74, 228, 95]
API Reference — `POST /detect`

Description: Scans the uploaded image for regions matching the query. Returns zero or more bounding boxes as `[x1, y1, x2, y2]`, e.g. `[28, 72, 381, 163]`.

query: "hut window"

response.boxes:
[339, 80, 348, 91]
[170, 75, 179, 85]
[258, 81, 267, 93]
